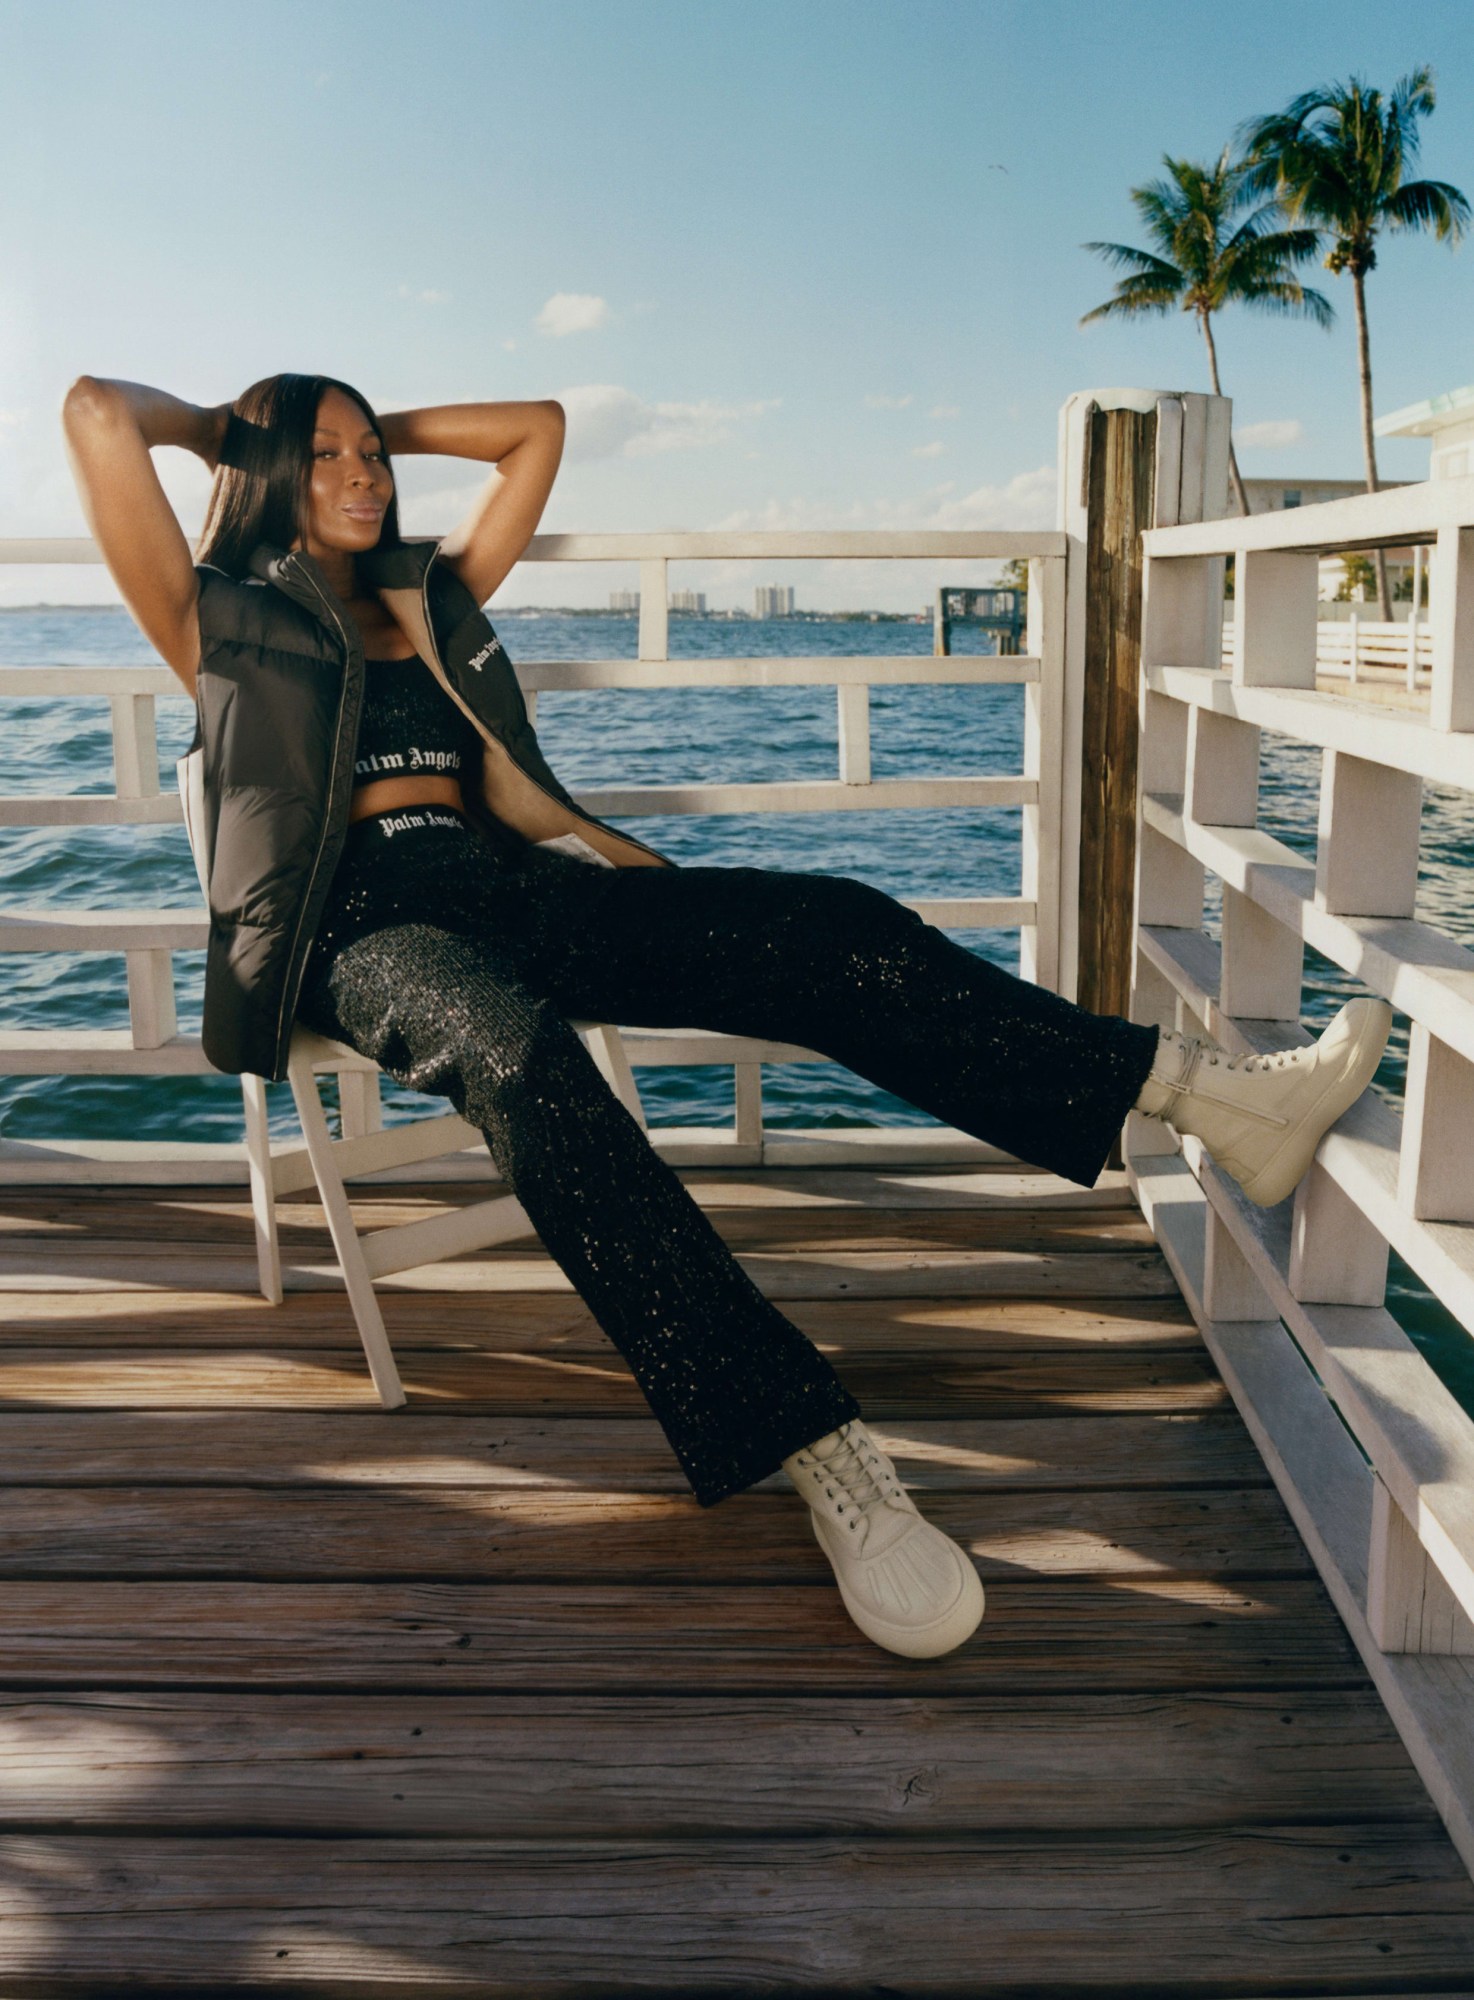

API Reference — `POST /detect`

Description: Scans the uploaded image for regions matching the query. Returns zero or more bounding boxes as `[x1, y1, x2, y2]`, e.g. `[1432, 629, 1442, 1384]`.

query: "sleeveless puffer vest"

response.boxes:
[177, 535, 675, 1083]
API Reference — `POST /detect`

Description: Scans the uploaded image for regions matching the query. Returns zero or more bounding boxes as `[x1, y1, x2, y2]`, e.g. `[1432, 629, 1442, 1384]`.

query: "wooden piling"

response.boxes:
[1077, 404, 1158, 1028]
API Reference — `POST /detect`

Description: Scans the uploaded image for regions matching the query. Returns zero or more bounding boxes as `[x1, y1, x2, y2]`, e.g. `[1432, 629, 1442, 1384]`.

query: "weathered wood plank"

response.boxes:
[0, 1242, 1182, 1298]
[0, 1485, 1306, 1580]
[0, 1577, 1363, 1690]
[0, 1163, 1143, 1215]
[0, 1413, 1272, 1491]
[1, 1826, 1470, 1994]
[0, 1197, 1157, 1254]
[0, 1689, 1428, 1835]
[0, 1345, 1227, 1415]
[0, 1291, 1204, 1350]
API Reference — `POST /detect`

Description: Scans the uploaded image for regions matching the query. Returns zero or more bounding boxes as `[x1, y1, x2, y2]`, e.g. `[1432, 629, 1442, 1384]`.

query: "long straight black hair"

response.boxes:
[195, 372, 406, 580]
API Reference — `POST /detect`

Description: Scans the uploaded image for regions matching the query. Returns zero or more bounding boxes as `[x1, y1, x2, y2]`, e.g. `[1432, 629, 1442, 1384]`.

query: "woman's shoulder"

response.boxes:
[193, 562, 328, 661]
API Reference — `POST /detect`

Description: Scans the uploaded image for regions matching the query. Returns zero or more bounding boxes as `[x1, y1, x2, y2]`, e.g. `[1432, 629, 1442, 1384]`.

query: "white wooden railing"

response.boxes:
[0, 529, 1071, 1178]
[1125, 461, 1474, 1873]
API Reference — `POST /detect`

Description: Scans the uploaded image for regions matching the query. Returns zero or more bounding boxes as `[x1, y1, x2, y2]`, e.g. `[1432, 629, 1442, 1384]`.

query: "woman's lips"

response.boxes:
[343, 505, 383, 521]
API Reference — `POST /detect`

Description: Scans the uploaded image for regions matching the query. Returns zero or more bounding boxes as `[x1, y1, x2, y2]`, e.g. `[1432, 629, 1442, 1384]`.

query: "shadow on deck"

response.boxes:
[1, 1162, 1473, 1996]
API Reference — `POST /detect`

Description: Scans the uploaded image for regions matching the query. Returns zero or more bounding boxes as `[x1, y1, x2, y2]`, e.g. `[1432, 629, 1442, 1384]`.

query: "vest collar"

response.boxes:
[244, 535, 444, 597]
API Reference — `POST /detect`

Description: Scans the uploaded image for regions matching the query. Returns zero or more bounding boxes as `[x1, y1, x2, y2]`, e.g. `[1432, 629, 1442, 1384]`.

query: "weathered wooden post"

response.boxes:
[1057, 389, 1231, 1165]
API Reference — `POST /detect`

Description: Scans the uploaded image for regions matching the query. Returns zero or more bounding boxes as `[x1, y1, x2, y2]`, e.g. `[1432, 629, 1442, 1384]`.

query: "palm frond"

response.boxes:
[1080, 240, 1182, 282]
[1384, 176, 1471, 242]
[1079, 274, 1183, 325]
[1236, 279, 1336, 328]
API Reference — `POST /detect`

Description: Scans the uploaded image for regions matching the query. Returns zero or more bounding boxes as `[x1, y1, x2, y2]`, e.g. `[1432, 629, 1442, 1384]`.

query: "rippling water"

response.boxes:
[3, 605, 1471, 1413]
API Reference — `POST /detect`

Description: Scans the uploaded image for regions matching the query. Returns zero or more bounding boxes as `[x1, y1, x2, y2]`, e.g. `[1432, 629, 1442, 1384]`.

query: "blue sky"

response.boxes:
[3, 0, 1471, 609]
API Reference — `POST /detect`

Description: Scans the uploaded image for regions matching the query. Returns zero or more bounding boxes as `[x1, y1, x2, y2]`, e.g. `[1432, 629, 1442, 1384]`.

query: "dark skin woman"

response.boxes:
[60, 375, 565, 830]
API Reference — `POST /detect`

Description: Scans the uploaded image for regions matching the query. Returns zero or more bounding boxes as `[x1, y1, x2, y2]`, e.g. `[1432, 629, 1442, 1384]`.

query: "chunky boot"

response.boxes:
[782, 1419, 985, 1659]
[1134, 997, 1392, 1207]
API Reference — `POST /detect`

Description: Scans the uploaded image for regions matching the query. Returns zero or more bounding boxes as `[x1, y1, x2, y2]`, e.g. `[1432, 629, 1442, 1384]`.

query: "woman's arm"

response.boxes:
[60, 378, 230, 696]
[380, 399, 565, 606]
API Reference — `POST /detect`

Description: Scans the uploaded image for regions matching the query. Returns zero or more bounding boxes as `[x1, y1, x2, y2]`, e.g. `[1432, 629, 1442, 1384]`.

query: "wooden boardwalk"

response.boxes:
[2, 1163, 1473, 1996]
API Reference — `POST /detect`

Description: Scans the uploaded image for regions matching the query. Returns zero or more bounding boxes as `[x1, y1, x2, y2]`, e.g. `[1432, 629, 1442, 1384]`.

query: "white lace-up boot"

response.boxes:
[782, 1419, 985, 1658]
[1133, 996, 1392, 1207]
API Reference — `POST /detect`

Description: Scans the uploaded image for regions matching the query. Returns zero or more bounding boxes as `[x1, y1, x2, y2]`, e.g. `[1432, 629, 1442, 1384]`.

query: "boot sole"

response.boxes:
[1238, 998, 1392, 1207]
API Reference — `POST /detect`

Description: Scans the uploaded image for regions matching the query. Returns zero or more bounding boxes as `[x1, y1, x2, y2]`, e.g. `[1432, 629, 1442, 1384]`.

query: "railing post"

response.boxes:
[110, 691, 177, 1051]
[1060, 389, 1230, 1015]
[1059, 388, 1230, 1160]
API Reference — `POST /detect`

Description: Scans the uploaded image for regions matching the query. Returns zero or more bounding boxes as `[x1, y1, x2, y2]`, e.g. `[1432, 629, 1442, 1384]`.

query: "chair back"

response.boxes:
[176, 743, 211, 902]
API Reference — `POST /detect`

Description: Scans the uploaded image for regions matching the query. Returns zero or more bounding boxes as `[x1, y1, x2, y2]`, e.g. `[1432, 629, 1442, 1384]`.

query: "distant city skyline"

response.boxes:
[4, 0, 1472, 612]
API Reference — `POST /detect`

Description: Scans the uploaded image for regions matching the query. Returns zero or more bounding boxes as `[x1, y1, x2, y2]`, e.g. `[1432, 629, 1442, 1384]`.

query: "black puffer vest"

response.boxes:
[177, 535, 675, 1083]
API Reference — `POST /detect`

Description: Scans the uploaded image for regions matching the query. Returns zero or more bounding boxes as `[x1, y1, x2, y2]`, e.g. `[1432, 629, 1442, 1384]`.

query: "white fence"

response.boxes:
[0, 530, 1071, 1178]
[1126, 463, 1474, 1872]
[1221, 611, 1435, 693]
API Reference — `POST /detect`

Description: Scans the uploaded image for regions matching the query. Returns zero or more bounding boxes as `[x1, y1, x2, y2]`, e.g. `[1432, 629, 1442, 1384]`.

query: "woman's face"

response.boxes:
[297, 386, 393, 560]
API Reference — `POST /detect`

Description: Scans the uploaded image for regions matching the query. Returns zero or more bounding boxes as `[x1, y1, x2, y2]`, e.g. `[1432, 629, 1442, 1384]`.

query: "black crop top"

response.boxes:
[353, 655, 484, 786]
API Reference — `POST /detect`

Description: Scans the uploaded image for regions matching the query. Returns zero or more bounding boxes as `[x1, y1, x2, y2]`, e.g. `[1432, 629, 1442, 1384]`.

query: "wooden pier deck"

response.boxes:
[2, 1162, 1474, 1997]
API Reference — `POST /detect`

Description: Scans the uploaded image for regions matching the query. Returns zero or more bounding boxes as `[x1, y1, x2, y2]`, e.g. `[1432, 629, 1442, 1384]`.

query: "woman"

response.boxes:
[60, 370, 1392, 1660]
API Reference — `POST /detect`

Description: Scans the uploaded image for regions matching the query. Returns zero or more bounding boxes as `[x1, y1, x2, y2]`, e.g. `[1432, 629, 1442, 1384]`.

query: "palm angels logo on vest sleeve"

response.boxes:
[467, 636, 505, 672]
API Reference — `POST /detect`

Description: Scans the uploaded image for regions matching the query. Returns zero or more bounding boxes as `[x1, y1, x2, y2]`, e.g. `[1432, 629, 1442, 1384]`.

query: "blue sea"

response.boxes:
[3, 605, 1472, 1416]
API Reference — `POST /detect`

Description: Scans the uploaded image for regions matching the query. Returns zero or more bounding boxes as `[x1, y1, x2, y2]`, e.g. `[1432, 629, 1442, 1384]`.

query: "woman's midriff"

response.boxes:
[347, 775, 468, 826]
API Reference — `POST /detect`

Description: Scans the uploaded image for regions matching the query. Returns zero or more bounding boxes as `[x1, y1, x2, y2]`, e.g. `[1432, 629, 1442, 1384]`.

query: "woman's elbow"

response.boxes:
[540, 397, 566, 432]
[61, 376, 120, 433]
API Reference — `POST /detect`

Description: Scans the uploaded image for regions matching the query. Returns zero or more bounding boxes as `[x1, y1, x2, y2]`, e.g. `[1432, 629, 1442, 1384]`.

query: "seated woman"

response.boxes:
[60, 369, 1392, 1661]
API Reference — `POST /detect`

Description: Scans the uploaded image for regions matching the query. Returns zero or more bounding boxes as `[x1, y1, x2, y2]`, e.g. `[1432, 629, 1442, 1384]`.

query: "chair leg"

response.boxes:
[241, 1074, 283, 1306]
[338, 1064, 383, 1139]
[288, 1059, 407, 1412]
[581, 1024, 647, 1130]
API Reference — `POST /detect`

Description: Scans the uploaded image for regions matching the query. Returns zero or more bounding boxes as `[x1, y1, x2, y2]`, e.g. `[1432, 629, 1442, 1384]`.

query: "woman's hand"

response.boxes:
[377, 399, 566, 605]
[195, 401, 234, 472]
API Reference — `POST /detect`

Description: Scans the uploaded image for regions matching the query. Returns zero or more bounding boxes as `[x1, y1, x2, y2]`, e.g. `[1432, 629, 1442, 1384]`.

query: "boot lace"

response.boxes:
[1153, 1033, 1295, 1119]
[797, 1424, 903, 1535]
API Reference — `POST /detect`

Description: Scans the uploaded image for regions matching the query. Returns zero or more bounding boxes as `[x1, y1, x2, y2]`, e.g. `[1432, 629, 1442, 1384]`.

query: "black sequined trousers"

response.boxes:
[295, 805, 1161, 1506]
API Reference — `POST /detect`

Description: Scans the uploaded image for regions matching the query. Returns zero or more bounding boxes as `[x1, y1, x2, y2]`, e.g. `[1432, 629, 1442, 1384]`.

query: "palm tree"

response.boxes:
[1240, 69, 1469, 616]
[1081, 148, 1332, 516]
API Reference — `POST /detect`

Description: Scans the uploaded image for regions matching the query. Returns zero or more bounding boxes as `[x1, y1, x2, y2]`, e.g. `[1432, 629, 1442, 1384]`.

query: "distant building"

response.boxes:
[669, 590, 706, 614]
[754, 584, 795, 618]
[609, 590, 639, 612]
[1240, 477, 1417, 605]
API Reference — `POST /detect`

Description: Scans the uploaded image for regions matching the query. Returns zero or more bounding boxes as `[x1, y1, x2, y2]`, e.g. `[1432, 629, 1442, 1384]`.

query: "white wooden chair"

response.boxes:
[240, 1016, 645, 1410]
[177, 751, 645, 1409]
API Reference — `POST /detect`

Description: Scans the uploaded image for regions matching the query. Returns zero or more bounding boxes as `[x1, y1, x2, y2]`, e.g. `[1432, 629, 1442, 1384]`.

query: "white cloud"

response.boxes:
[711, 464, 1056, 537]
[0, 408, 27, 444]
[864, 392, 913, 410]
[501, 338, 517, 352]
[558, 383, 780, 461]
[930, 403, 961, 420]
[537, 292, 609, 338]
[1235, 418, 1304, 449]
[692, 466, 1058, 611]
[394, 285, 451, 305]
[913, 440, 946, 458]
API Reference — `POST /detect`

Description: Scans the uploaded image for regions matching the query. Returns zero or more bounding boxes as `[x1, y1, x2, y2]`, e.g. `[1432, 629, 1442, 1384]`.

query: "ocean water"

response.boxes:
[2, 605, 1472, 1416]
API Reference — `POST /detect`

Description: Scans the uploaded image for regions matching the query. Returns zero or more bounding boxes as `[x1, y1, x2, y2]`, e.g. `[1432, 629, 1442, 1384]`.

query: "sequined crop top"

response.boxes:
[353, 655, 484, 786]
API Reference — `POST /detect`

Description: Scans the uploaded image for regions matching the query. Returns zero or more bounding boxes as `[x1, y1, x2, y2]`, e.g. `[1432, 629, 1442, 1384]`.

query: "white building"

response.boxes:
[609, 590, 639, 612]
[1375, 382, 1474, 482]
[754, 584, 795, 617]
[669, 590, 706, 614]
